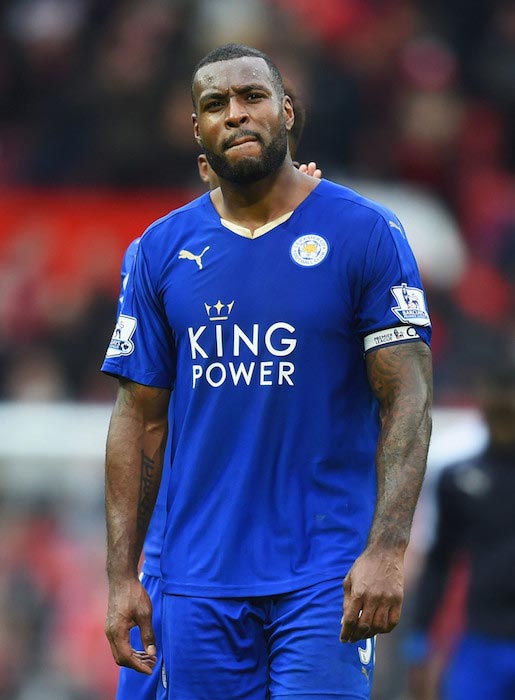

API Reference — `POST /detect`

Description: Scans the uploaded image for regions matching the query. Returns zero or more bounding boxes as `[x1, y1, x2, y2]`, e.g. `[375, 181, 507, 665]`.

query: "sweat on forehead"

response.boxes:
[191, 43, 285, 105]
[194, 59, 271, 99]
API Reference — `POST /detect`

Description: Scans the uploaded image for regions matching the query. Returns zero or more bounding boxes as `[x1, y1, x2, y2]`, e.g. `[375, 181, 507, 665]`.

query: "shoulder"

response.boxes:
[312, 181, 415, 272]
[122, 237, 141, 269]
[314, 179, 403, 233]
[139, 193, 210, 253]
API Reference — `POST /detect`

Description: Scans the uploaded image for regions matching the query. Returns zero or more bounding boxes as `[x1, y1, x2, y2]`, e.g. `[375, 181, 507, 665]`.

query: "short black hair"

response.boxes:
[191, 43, 285, 107]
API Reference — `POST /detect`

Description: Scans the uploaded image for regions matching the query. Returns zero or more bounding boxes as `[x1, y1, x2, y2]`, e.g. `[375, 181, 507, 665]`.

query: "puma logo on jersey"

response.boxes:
[178, 246, 210, 270]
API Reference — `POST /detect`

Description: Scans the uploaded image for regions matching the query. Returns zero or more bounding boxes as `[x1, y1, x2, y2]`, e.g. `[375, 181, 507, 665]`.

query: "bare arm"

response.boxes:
[105, 378, 170, 673]
[340, 341, 432, 642]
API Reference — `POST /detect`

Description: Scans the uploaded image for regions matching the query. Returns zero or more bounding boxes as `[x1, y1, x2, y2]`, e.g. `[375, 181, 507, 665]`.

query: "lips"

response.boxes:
[230, 137, 257, 147]
[224, 133, 261, 150]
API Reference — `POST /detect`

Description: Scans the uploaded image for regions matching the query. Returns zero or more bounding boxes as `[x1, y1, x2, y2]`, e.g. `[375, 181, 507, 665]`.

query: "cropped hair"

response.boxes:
[191, 43, 285, 106]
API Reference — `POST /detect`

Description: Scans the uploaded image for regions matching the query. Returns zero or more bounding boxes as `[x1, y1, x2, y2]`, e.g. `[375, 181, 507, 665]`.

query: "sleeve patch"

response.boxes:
[390, 284, 430, 326]
[364, 325, 420, 352]
[106, 314, 137, 358]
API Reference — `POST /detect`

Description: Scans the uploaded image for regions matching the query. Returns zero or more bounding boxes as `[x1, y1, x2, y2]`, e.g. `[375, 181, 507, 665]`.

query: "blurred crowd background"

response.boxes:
[0, 0, 513, 698]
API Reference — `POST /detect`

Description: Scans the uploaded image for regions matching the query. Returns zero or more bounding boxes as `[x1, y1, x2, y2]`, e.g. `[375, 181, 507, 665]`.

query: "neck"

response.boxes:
[211, 159, 319, 234]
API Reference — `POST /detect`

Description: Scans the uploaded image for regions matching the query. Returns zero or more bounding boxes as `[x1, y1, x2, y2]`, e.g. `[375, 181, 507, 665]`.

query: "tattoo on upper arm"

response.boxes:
[120, 380, 138, 409]
[366, 342, 432, 409]
[116, 379, 170, 416]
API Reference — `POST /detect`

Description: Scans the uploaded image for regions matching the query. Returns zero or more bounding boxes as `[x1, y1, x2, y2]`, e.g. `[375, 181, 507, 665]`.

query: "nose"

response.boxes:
[225, 96, 249, 128]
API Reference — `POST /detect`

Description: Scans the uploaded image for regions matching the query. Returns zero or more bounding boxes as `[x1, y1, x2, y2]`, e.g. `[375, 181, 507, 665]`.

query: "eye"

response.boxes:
[204, 99, 224, 112]
[247, 92, 263, 101]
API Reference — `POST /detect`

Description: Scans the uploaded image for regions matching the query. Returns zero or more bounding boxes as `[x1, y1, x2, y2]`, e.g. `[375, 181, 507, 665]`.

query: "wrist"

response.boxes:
[366, 531, 410, 554]
[107, 555, 140, 583]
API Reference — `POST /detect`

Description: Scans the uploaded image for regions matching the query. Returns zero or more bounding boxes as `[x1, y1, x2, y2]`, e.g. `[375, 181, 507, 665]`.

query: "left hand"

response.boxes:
[298, 161, 322, 179]
[340, 545, 404, 643]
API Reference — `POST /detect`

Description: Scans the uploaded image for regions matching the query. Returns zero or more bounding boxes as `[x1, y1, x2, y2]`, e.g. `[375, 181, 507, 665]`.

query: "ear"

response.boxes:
[283, 95, 295, 132]
[197, 155, 210, 183]
[192, 113, 202, 145]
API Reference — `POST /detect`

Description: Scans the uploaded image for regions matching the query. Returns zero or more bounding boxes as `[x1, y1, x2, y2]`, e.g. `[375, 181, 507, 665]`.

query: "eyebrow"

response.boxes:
[199, 83, 272, 106]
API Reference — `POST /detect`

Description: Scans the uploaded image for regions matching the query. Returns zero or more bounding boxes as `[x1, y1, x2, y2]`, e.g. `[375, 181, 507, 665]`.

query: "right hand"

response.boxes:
[105, 576, 157, 674]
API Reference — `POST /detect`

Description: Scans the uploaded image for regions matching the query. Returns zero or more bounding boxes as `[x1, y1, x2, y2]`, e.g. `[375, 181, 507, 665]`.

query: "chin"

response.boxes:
[226, 150, 261, 165]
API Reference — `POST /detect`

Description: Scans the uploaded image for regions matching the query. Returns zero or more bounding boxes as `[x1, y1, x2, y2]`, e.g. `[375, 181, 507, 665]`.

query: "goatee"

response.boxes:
[203, 124, 288, 184]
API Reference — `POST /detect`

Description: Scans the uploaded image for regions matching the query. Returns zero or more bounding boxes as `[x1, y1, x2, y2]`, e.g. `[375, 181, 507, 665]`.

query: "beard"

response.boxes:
[203, 124, 288, 184]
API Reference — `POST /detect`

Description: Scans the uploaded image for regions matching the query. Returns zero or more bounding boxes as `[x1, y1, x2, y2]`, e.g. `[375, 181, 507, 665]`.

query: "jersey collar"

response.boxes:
[219, 211, 294, 239]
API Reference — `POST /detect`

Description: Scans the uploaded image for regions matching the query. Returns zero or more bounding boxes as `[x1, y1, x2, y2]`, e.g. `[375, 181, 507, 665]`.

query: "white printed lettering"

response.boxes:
[260, 361, 274, 385]
[188, 326, 208, 359]
[278, 362, 295, 385]
[206, 363, 226, 387]
[192, 365, 203, 387]
[215, 324, 223, 357]
[191, 361, 296, 388]
[233, 324, 259, 356]
[265, 322, 297, 356]
[228, 362, 255, 385]
[359, 638, 373, 665]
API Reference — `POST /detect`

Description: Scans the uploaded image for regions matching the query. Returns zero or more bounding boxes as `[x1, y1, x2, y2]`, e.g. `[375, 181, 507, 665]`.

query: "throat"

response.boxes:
[220, 211, 294, 239]
[210, 185, 294, 238]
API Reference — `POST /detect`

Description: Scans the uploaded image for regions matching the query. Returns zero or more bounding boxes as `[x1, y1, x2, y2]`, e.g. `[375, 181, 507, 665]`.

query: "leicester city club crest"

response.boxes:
[290, 234, 329, 267]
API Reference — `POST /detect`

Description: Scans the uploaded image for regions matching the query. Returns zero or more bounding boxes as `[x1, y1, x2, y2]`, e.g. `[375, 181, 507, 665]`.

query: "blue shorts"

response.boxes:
[117, 573, 166, 700]
[443, 633, 515, 700]
[161, 577, 375, 700]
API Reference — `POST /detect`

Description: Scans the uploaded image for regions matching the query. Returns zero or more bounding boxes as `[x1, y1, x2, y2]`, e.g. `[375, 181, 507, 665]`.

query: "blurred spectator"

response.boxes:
[0, 3, 513, 699]
[405, 363, 515, 700]
[0, 496, 115, 700]
[476, 1, 515, 170]
[0, 0, 512, 403]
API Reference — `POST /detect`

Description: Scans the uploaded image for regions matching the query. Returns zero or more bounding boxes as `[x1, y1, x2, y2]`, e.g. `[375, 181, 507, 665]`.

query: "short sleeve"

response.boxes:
[117, 237, 140, 315]
[102, 242, 176, 388]
[355, 215, 432, 353]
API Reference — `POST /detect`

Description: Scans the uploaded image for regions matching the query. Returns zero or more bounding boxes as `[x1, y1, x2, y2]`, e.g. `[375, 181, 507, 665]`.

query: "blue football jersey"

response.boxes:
[118, 237, 168, 578]
[103, 179, 431, 596]
[118, 238, 140, 309]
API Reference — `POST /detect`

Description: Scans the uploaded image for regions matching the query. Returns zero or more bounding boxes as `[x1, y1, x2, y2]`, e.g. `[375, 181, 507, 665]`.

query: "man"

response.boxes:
[103, 43, 432, 700]
[115, 92, 321, 700]
[406, 365, 515, 700]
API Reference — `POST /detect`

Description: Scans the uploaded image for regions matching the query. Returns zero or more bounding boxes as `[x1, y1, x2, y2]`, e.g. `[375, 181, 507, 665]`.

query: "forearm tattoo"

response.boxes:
[366, 343, 432, 549]
[137, 450, 157, 536]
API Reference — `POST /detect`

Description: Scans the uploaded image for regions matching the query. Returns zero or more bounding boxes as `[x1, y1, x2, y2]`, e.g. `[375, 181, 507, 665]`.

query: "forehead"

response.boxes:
[194, 56, 275, 99]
